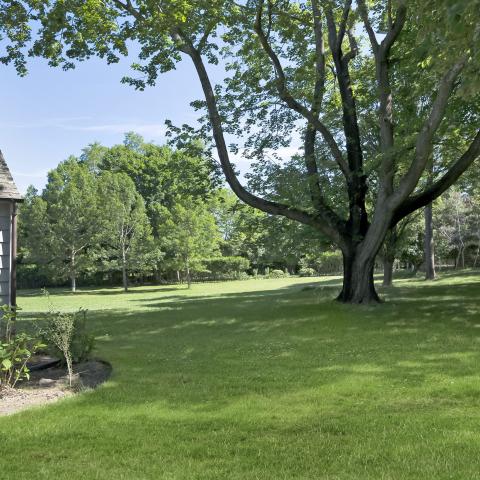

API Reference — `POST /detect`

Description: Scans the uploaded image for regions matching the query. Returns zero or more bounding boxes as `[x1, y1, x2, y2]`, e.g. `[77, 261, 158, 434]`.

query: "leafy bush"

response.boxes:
[204, 257, 250, 276]
[299, 267, 316, 277]
[301, 251, 343, 275]
[269, 269, 285, 278]
[0, 305, 45, 389]
[39, 291, 95, 386]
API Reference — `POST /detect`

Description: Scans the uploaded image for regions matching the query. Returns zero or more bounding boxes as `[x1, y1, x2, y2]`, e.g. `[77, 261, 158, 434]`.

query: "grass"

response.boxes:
[1, 272, 480, 479]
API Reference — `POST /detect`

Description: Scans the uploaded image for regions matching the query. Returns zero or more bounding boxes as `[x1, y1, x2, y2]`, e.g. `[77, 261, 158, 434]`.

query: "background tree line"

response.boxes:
[18, 133, 479, 292]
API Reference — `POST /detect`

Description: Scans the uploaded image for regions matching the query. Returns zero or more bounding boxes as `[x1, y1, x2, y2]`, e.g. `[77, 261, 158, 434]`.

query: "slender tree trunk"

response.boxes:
[71, 252, 76, 293]
[337, 249, 380, 304]
[176, 270, 181, 283]
[186, 260, 191, 289]
[424, 203, 436, 280]
[474, 245, 480, 268]
[122, 249, 128, 292]
[382, 227, 397, 287]
[383, 257, 394, 287]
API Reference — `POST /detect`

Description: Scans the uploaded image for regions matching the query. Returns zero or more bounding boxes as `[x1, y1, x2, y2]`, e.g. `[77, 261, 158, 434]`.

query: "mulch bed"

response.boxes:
[0, 357, 112, 416]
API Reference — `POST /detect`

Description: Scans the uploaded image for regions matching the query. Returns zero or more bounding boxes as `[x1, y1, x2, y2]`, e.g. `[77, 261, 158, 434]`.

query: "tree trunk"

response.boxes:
[383, 257, 394, 287]
[122, 250, 128, 292]
[337, 250, 380, 304]
[474, 245, 480, 268]
[424, 203, 436, 280]
[70, 252, 76, 293]
[186, 263, 191, 289]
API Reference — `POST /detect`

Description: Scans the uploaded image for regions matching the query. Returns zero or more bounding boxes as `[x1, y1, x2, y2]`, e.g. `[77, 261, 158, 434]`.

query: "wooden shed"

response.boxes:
[0, 151, 23, 307]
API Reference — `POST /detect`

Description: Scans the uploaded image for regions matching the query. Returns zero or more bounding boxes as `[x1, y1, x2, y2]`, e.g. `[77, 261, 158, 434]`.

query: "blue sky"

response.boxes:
[1, 52, 211, 194]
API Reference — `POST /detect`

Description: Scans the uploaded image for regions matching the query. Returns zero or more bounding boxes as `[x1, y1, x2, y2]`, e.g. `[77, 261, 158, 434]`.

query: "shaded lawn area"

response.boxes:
[1, 272, 480, 479]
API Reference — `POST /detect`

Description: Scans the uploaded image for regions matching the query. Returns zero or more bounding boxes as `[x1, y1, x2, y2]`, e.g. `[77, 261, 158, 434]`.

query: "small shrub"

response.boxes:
[269, 269, 285, 278]
[39, 291, 95, 387]
[40, 309, 75, 386]
[299, 267, 316, 277]
[70, 309, 95, 363]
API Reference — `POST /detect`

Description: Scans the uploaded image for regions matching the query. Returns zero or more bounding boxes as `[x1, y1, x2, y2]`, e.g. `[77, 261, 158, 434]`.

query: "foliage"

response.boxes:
[158, 201, 221, 286]
[0, 305, 45, 390]
[38, 291, 94, 386]
[435, 189, 480, 267]
[300, 251, 343, 275]
[4, 0, 480, 303]
[20, 159, 99, 291]
[269, 269, 285, 278]
[203, 256, 250, 276]
[96, 171, 155, 291]
[298, 267, 316, 277]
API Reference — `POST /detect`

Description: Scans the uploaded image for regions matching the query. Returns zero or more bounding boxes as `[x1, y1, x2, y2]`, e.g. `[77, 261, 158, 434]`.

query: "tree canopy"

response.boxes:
[6, 0, 480, 302]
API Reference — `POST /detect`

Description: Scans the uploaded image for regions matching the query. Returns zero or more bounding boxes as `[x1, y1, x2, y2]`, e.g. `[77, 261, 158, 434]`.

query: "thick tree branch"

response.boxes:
[337, 0, 353, 51]
[392, 130, 480, 226]
[304, 125, 347, 234]
[176, 34, 343, 243]
[311, 0, 326, 115]
[325, 5, 368, 237]
[254, 0, 350, 180]
[111, 0, 143, 20]
[389, 56, 467, 207]
[380, 2, 406, 58]
[357, 0, 379, 53]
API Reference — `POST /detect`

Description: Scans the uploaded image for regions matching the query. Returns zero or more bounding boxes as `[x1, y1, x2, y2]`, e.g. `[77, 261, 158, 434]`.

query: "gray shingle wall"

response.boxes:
[0, 202, 11, 306]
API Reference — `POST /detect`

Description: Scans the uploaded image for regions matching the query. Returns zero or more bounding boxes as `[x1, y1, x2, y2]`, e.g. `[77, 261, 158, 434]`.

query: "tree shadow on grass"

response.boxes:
[4, 274, 480, 479]
[11, 282, 480, 411]
[16, 275, 479, 411]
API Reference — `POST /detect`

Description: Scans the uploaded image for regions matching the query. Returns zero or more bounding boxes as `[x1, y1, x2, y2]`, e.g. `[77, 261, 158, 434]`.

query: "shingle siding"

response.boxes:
[0, 152, 22, 306]
[0, 203, 11, 306]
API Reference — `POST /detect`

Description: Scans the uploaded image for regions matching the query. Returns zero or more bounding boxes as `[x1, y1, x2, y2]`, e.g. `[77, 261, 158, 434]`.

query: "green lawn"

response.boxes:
[1, 272, 480, 479]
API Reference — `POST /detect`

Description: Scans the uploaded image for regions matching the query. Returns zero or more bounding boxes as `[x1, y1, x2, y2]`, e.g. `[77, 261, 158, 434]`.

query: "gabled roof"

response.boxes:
[0, 150, 23, 201]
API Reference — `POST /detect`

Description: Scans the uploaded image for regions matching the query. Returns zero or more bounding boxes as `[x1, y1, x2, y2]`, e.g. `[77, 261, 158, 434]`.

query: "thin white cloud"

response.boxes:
[68, 123, 165, 137]
[0, 116, 92, 129]
[0, 118, 165, 138]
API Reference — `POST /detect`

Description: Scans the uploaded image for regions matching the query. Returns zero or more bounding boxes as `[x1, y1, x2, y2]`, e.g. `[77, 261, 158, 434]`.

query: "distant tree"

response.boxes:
[381, 214, 422, 286]
[435, 189, 479, 269]
[97, 172, 155, 291]
[159, 203, 220, 288]
[30, 159, 99, 291]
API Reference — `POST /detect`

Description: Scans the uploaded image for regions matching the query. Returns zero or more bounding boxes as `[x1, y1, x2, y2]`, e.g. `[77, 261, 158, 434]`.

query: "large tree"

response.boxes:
[9, 0, 480, 302]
